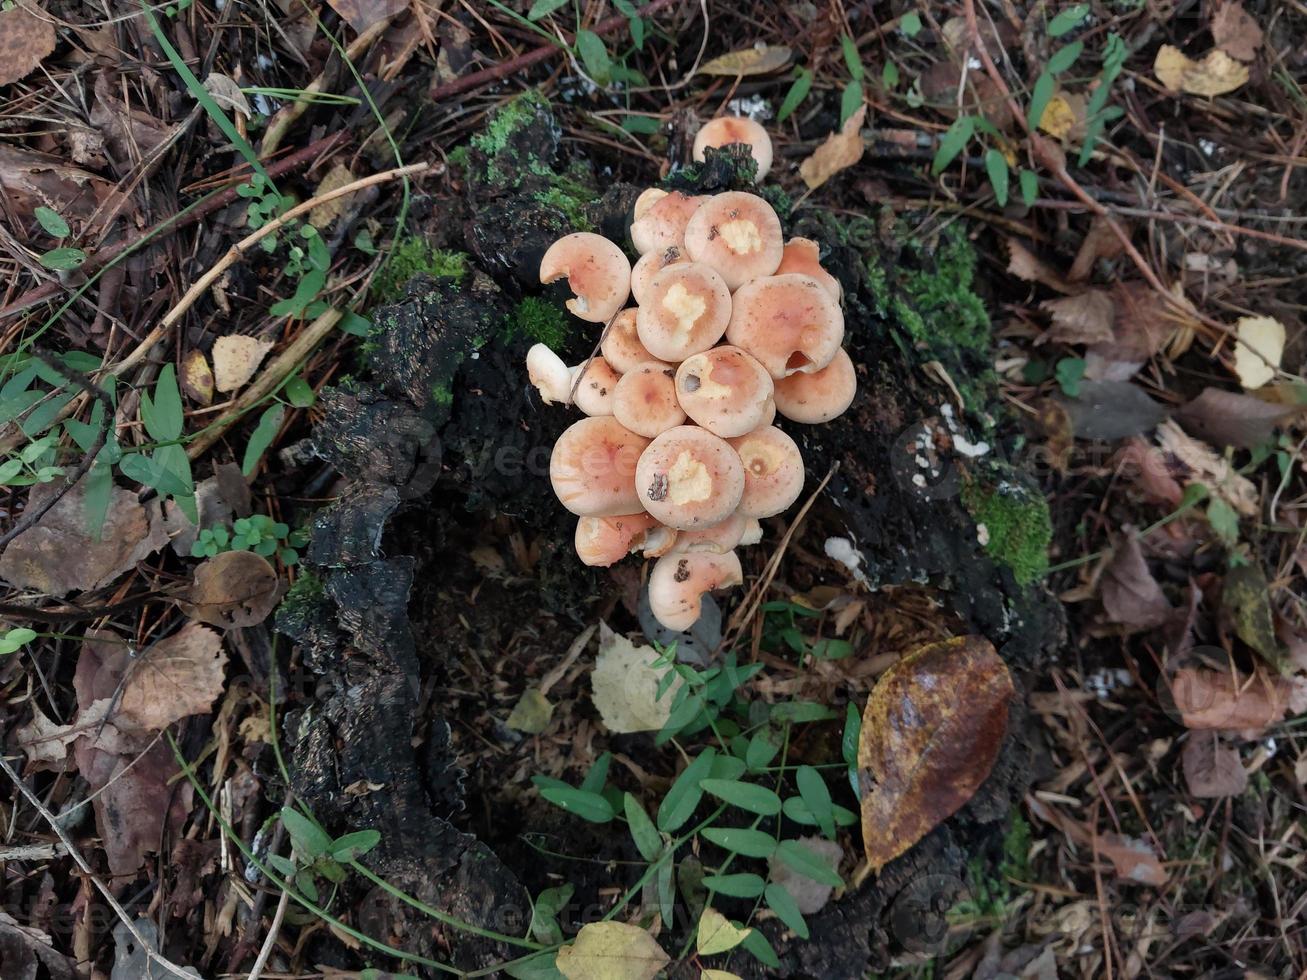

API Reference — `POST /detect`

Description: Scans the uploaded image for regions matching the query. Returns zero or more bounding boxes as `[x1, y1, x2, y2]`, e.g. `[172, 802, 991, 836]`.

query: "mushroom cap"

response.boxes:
[760, 396, 776, 427]
[683, 191, 783, 290]
[635, 425, 745, 530]
[633, 187, 666, 221]
[674, 345, 774, 438]
[526, 343, 572, 405]
[550, 416, 650, 516]
[631, 246, 691, 307]
[693, 117, 774, 180]
[728, 425, 806, 517]
[600, 309, 665, 374]
[726, 273, 845, 378]
[648, 550, 744, 632]
[570, 356, 622, 416]
[776, 237, 841, 301]
[740, 517, 763, 546]
[539, 232, 631, 323]
[773, 347, 857, 423]
[670, 510, 749, 554]
[613, 361, 686, 438]
[636, 262, 732, 362]
[575, 513, 671, 566]
[630, 191, 706, 255]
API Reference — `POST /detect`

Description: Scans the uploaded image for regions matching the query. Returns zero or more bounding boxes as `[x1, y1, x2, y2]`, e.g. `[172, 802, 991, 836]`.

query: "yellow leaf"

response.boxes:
[212, 334, 274, 393]
[698, 45, 792, 77]
[592, 624, 682, 734]
[181, 348, 214, 406]
[695, 907, 752, 956]
[1038, 92, 1085, 141]
[1232, 314, 1285, 389]
[556, 922, 669, 980]
[506, 687, 554, 734]
[1153, 45, 1248, 96]
[702, 971, 745, 980]
[799, 105, 867, 190]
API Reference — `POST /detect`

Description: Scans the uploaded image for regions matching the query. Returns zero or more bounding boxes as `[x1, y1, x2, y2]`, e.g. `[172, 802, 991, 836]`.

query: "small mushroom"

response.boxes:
[773, 348, 857, 423]
[775, 237, 841, 301]
[539, 232, 631, 323]
[631, 246, 691, 307]
[630, 191, 706, 255]
[726, 273, 845, 378]
[575, 513, 676, 566]
[728, 425, 805, 517]
[550, 416, 650, 516]
[633, 187, 667, 221]
[636, 262, 732, 362]
[683, 191, 783, 290]
[569, 356, 622, 416]
[670, 510, 749, 554]
[613, 361, 686, 437]
[693, 117, 774, 180]
[740, 518, 763, 546]
[674, 346, 774, 438]
[526, 343, 572, 405]
[600, 309, 664, 374]
[648, 551, 744, 632]
[635, 425, 745, 530]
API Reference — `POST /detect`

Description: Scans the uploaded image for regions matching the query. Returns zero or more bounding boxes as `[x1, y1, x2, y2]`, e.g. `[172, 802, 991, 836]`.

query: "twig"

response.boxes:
[428, 0, 678, 102]
[0, 754, 199, 980]
[246, 887, 290, 980]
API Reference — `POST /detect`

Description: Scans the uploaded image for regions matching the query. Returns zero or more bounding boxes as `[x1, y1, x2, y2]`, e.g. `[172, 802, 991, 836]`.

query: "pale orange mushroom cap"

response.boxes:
[549, 416, 650, 516]
[574, 513, 674, 566]
[631, 246, 691, 307]
[726, 273, 845, 379]
[648, 550, 744, 632]
[630, 191, 706, 255]
[570, 356, 622, 416]
[728, 425, 806, 517]
[600, 309, 663, 374]
[674, 346, 774, 438]
[613, 361, 686, 438]
[635, 425, 745, 530]
[772, 347, 857, 424]
[693, 117, 774, 181]
[683, 191, 783, 290]
[670, 510, 748, 554]
[539, 232, 631, 323]
[636, 262, 732, 362]
[776, 237, 841, 301]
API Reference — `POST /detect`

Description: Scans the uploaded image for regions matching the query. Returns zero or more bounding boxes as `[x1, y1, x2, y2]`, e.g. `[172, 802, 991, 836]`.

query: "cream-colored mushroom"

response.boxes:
[635, 425, 745, 530]
[635, 262, 732, 362]
[772, 348, 857, 423]
[612, 361, 686, 437]
[570, 356, 622, 416]
[526, 344, 572, 405]
[683, 191, 783, 290]
[549, 416, 650, 516]
[630, 191, 706, 255]
[539, 232, 631, 323]
[693, 117, 774, 180]
[726, 273, 844, 378]
[631, 246, 691, 307]
[648, 551, 744, 632]
[574, 513, 676, 566]
[728, 426, 805, 517]
[674, 346, 774, 438]
[775, 237, 841, 301]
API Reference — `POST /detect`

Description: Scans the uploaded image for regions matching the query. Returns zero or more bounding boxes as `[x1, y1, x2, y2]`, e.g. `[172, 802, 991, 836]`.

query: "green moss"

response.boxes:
[470, 89, 551, 160]
[534, 183, 595, 232]
[431, 383, 453, 407]
[374, 239, 467, 301]
[962, 476, 1052, 586]
[892, 226, 991, 361]
[467, 90, 560, 187]
[509, 297, 572, 348]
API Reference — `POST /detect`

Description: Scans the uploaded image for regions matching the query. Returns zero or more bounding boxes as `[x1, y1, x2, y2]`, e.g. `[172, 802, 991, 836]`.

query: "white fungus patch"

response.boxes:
[824, 536, 869, 586]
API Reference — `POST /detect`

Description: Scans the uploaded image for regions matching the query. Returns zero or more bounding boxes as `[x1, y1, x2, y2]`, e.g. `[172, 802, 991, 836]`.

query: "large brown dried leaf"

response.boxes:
[1101, 529, 1172, 630]
[1155, 419, 1259, 517]
[859, 636, 1014, 872]
[1006, 239, 1073, 294]
[0, 478, 168, 596]
[0, 5, 55, 86]
[1175, 387, 1297, 449]
[1041, 290, 1116, 345]
[179, 550, 282, 628]
[1068, 216, 1126, 282]
[1181, 731, 1247, 798]
[1168, 666, 1290, 733]
[799, 106, 866, 190]
[118, 624, 227, 731]
[0, 144, 117, 229]
[1211, 1, 1263, 61]
[1096, 834, 1168, 887]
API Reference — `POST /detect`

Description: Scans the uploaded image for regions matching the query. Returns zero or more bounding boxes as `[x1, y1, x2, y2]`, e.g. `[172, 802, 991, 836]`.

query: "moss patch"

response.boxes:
[374, 239, 467, 301]
[534, 180, 596, 232]
[509, 297, 572, 349]
[962, 475, 1052, 586]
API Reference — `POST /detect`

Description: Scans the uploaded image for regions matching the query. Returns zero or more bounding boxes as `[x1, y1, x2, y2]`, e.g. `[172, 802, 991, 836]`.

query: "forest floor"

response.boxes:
[0, 1, 1305, 978]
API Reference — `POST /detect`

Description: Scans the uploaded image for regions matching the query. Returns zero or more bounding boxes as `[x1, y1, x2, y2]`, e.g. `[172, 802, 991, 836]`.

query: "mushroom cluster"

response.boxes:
[528, 119, 857, 633]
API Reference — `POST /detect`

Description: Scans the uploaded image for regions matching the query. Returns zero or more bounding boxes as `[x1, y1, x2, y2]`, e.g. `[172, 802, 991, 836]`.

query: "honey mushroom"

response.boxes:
[630, 190, 706, 254]
[574, 513, 676, 567]
[612, 361, 686, 437]
[772, 347, 857, 424]
[648, 551, 744, 632]
[726, 273, 845, 378]
[693, 116, 774, 180]
[549, 416, 650, 516]
[674, 346, 774, 438]
[526, 344, 573, 405]
[635, 262, 732, 362]
[635, 425, 745, 530]
[600, 309, 663, 374]
[775, 237, 841, 301]
[631, 246, 691, 307]
[728, 426, 805, 517]
[539, 232, 631, 323]
[569, 356, 622, 416]
[683, 191, 784, 290]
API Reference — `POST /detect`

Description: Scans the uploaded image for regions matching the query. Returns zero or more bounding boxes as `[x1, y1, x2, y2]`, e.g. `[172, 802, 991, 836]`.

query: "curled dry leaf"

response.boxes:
[1096, 833, 1169, 887]
[326, 0, 407, 31]
[1006, 239, 1073, 294]
[201, 73, 252, 119]
[1040, 290, 1115, 345]
[555, 921, 669, 980]
[591, 624, 682, 734]
[0, 5, 56, 87]
[1155, 419, 1258, 517]
[309, 163, 358, 229]
[698, 44, 792, 76]
[0, 145, 117, 227]
[15, 705, 86, 768]
[179, 550, 283, 628]
[1154, 45, 1249, 96]
[1037, 91, 1087, 142]
[1231, 314, 1285, 389]
[1101, 528, 1172, 631]
[180, 348, 214, 406]
[799, 105, 867, 190]
[859, 636, 1014, 873]
[1182, 731, 1247, 798]
[114, 623, 228, 732]
[1211, 1, 1263, 61]
[0, 478, 168, 597]
[212, 334, 275, 393]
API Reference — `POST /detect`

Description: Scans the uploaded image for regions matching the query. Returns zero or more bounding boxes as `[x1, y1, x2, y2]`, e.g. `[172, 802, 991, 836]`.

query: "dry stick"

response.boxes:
[721, 462, 840, 654]
[0, 754, 198, 980]
[184, 305, 343, 460]
[110, 160, 429, 379]
[246, 887, 290, 980]
[428, 0, 679, 102]
[0, 132, 350, 323]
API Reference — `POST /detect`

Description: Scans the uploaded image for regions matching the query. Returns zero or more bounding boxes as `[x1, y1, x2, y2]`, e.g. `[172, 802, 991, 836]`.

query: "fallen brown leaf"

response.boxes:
[1175, 387, 1297, 449]
[180, 348, 214, 406]
[1211, 1, 1263, 61]
[111, 623, 228, 732]
[0, 4, 56, 87]
[1041, 290, 1116, 345]
[0, 144, 118, 230]
[1155, 419, 1259, 517]
[1181, 731, 1247, 797]
[1222, 563, 1282, 666]
[859, 636, 1014, 872]
[0, 477, 168, 596]
[698, 44, 792, 77]
[1101, 528, 1172, 630]
[1006, 239, 1073, 294]
[1096, 833, 1169, 887]
[799, 105, 866, 190]
[1168, 665, 1290, 734]
[1154, 45, 1248, 96]
[179, 550, 283, 628]
[1068, 216, 1126, 282]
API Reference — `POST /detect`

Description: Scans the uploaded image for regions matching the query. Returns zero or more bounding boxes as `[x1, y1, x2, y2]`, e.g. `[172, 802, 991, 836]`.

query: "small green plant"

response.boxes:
[269, 805, 381, 904]
[840, 34, 868, 123]
[506, 0, 646, 87]
[0, 628, 38, 655]
[34, 207, 87, 272]
[191, 514, 307, 564]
